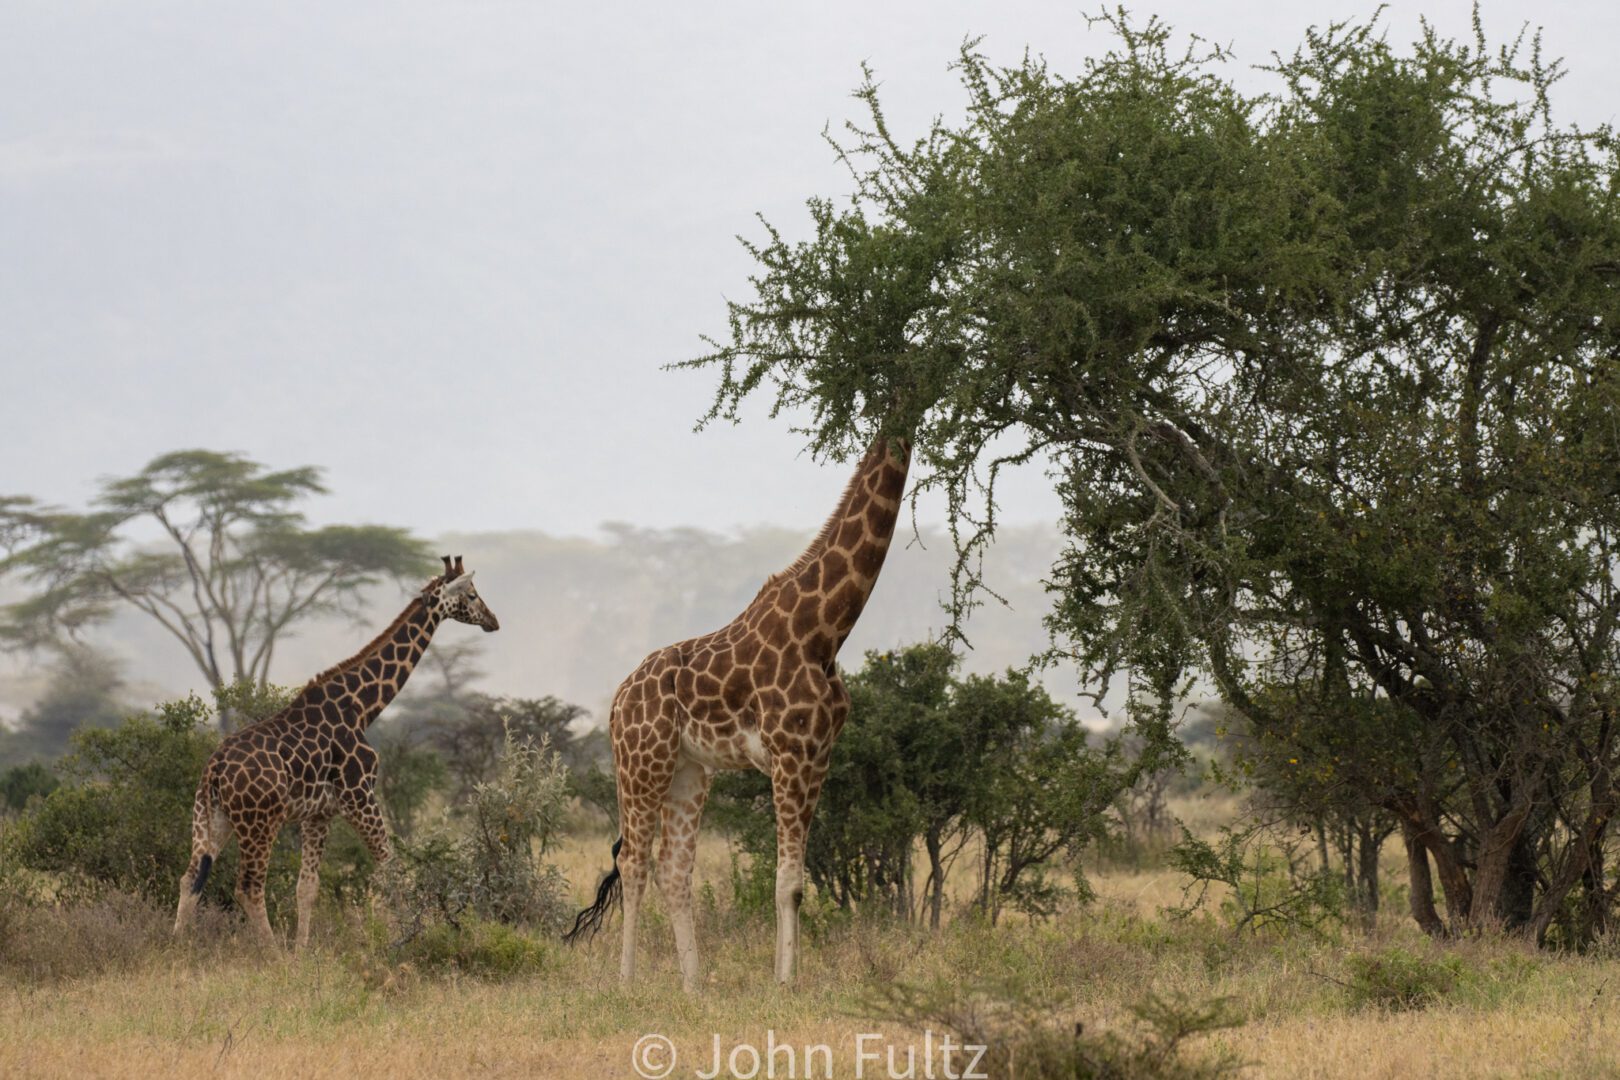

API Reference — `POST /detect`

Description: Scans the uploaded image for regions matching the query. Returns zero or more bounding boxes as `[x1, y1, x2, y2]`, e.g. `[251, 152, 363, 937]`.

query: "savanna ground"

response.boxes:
[3, 793, 1616, 1080]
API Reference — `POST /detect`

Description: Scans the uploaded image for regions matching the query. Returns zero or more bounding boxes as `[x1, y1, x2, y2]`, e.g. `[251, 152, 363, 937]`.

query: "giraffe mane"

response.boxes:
[282, 586, 435, 710]
[756, 438, 887, 595]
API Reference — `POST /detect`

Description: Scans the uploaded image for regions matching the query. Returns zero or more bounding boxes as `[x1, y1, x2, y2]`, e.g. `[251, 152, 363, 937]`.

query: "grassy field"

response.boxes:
[3, 797, 1617, 1079]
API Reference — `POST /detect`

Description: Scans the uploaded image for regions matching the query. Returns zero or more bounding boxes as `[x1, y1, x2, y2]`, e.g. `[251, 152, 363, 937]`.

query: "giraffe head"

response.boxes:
[423, 555, 501, 632]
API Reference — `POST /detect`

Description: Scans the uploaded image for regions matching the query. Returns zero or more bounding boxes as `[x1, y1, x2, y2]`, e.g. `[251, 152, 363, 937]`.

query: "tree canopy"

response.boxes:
[687, 12, 1620, 944]
[0, 450, 432, 717]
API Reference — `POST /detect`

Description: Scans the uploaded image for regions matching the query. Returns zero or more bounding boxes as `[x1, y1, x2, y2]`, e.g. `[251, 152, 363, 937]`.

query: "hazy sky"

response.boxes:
[4, 1, 1617, 539]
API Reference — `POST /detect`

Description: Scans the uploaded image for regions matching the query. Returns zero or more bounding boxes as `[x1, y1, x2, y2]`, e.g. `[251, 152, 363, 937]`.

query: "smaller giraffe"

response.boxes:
[173, 556, 499, 951]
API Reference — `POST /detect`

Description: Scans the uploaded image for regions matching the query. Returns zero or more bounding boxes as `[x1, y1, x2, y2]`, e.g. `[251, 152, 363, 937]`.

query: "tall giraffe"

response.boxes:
[173, 556, 500, 950]
[568, 434, 910, 988]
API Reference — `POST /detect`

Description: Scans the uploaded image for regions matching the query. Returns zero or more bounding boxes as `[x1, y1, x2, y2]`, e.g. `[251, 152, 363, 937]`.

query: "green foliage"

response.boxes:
[1, 762, 58, 812]
[394, 678, 600, 802]
[711, 644, 1142, 925]
[392, 917, 550, 979]
[2, 694, 221, 901]
[568, 762, 620, 824]
[1168, 823, 1345, 937]
[386, 726, 573, 940]
[686, 8, 1620, 945]
[1342, 946, 1467, 1011]
[372, 731, 448, 839]
[725, 849, 778, 920]
[212, 678, 294, 727]
[0, 449, 432, 706]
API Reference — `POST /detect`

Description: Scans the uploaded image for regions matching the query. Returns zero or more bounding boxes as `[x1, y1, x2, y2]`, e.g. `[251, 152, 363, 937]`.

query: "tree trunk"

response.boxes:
[1403, 821, 1446, 938]
[1469, 797, 1533, 929]
[1397, 799, 1474, 926]
[1526, 790, 1615, 945]
[924, 829, 945, 930]
[1356, 819, 1381, 927]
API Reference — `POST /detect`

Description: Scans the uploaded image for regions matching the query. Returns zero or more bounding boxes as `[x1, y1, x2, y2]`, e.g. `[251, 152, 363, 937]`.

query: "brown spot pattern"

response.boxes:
[602, 436, 910, 989]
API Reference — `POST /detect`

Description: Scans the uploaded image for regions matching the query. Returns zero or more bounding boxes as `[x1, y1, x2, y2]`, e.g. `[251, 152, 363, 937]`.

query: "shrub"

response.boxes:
[1, 761, 58, 812]
[1168, 822, 1345, 937]
[1342, 946, 1467, 1011]
[2, 694, 221, 902]
[372, 730, 449, 838]
[0, 889, 203, 984]
[865, 977, 1244, 1080]
[708, 646, 1147, 927]
[385, 726, 573, 942]
[394, 918, 549, 978]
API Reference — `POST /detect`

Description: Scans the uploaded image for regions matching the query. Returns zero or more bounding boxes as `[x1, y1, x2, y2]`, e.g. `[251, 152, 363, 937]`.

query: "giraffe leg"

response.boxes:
[340, 788, 392, 867]
[771, 752, 828, 987]
[617, 807, 657, 986]
[174, 787, 229, 936]
[295, 817, 330, 953]
[655, 757, 713, 993]
[234, 818, 282, 951]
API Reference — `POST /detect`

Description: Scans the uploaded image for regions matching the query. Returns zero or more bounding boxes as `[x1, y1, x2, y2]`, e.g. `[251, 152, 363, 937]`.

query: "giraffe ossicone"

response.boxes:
[172, 554, 500, 951]
[567, 433, 911, 990]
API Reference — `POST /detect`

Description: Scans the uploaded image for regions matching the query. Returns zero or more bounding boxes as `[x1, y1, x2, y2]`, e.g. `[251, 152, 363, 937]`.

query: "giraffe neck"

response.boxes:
[286, 596, 442, 732]
[754, 434, 911, 665]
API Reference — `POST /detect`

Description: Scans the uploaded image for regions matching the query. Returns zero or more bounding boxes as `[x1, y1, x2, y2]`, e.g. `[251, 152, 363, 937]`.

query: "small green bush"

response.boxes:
[1, 695, 220, 902]
[1168, 824, 1345, 938]
[1342, 946, 1467, 1011]
[385, 725, 572, 942]
[727, 848, 777, 920]
[396, 918, 549, 978]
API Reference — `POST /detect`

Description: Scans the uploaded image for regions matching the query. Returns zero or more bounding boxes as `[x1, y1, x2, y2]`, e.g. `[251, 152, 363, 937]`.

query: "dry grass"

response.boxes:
[3, 814, 1618, 1079]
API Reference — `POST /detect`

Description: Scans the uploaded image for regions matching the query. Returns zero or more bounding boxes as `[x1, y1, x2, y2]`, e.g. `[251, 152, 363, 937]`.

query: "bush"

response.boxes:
[386, 726, 572, 942]
[372, 731, 449, 838]
[2, 694, 221, 902]
[1342, 946, 1467, 1011]
[708, 646, 1145, 927]
[865, 977, 1244, 1080]
[394, 918, 550, 978]
[1167, 822, 1345, 937]
[0, 889, 203, 984]
[1, 761, 58, 812]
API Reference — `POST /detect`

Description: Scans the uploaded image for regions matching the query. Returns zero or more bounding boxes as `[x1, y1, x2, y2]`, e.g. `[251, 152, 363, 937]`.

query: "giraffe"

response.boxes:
[567, 434, 910, 989]
[172, 555, 500, 951]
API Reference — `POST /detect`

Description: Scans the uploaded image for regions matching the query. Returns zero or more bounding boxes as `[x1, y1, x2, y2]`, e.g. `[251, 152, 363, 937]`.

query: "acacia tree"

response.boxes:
[687, 13, 1620, 944]
[1, 450, 431, 726]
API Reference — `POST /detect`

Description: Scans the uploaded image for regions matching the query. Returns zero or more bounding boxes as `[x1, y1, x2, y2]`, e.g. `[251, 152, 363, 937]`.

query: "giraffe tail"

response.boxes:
[188, 773, 222, 896]
[562, 835, 622, 944]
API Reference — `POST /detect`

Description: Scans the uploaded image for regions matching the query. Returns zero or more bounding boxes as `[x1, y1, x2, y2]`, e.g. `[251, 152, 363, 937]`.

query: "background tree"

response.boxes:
[0, 450, 431, 727]
[412, 694, 595, 801]
[956, 669, 1135, 924]
[0, 646, 125, 768]
[711, 644, 1150, 925]
[687, 13, 1620, 945]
